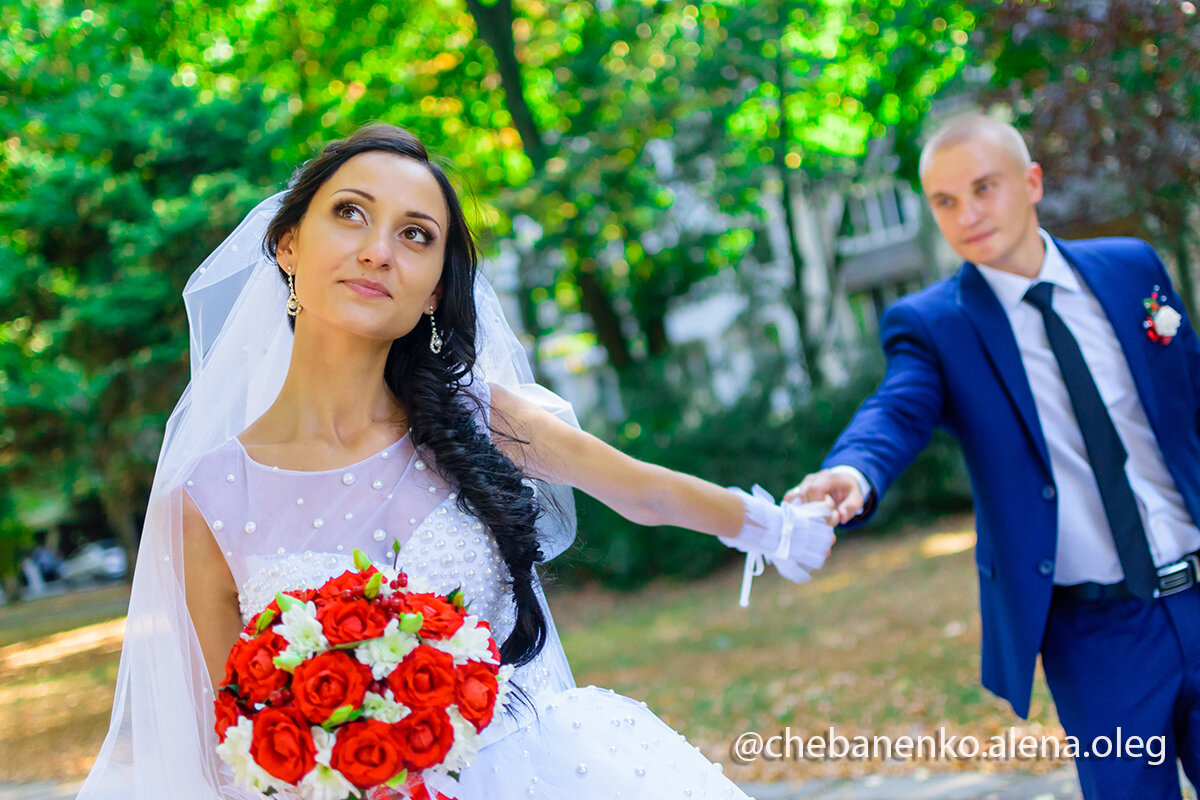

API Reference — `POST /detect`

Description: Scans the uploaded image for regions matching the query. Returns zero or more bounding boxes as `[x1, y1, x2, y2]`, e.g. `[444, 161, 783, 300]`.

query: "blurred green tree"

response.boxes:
[1, 0, 978, 588]
[1, 0, 286, 574]
[974, 0, 1200, 311]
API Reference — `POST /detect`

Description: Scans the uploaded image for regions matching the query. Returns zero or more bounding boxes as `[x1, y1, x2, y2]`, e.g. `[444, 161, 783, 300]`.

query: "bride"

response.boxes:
[77, 123, 834, 799]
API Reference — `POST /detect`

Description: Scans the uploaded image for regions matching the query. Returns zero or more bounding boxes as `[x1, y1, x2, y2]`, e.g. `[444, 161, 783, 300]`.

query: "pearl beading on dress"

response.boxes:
[236, 496, 518, 645]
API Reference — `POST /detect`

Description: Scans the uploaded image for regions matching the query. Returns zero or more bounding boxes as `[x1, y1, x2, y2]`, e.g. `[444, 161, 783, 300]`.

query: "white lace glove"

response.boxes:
[719, 485, 837, 607]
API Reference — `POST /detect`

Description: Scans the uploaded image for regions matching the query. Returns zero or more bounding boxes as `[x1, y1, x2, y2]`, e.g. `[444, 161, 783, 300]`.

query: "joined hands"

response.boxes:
[785, 467, 866, 526]
[720, 485, 838, 606]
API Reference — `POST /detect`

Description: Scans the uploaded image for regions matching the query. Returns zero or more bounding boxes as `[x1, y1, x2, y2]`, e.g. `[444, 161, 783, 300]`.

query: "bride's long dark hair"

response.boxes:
[262, 124, 547, 667]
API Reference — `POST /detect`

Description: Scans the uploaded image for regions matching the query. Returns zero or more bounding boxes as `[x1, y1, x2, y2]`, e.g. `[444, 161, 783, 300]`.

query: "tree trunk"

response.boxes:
[645, 315, 669, 358]
[773, 46, 825, 389]
[100, 492, 140, 582]
[1173, 227, 1196, 320]
[463, 0, 548, 171]
[576, 268, 632, 370]
[0, 572, 19, 605]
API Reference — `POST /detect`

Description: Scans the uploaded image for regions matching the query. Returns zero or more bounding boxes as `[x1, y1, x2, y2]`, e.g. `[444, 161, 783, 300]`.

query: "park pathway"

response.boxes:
[0, 768, 1090, 800]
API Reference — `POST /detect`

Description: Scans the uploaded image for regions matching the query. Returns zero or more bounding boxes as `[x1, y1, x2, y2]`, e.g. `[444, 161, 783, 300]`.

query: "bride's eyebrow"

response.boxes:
[333, 187, 376, 202]
[332, 188, 443, 233]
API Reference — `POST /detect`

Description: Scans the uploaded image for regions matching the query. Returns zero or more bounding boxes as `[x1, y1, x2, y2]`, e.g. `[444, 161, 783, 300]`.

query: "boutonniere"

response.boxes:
[1143, 285, 1182, 345]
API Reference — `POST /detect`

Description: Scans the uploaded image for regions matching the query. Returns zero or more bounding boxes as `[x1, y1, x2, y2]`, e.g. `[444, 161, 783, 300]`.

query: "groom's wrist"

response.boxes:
[828, 465, 873, 503]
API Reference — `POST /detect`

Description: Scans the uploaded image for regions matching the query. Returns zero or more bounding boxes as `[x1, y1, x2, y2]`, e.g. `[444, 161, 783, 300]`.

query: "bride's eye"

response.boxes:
[401, 226, 432, 245]
[333, 201, 364, 222]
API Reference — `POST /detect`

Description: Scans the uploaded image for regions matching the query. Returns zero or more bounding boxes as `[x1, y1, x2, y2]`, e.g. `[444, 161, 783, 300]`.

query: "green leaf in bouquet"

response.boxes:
[275, 592, 303, 613]
[447, 588, 465, 610]
[399, 612, 424, 634]
[321, 703, 363, 729]
[385, 769, 408, 789]
[273, 651, 304, 672]
[254, 609, 277, 634]
[391, 539, 402, 555]
[353, 548, 373, 571]
[364, 572, 384, 599]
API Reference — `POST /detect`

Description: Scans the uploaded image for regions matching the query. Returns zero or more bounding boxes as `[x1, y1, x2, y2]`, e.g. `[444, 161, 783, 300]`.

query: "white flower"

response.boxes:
[275, 600, 328, 662]
[1154, 305, 1182, 337]
[431, 707, 479, 775]
[311, 725, 337, 766]
[214, 717, 278, 792]
[373, 565, 400, 597]
[429, 615, 495, 664]
[403, 574, 438, 595]
[297, 764, 358, 800]
[357, 618, 420, 680]
[494, 663, 517, 715]
[295, 727, 359, 800]
[362, 690, 411, 723]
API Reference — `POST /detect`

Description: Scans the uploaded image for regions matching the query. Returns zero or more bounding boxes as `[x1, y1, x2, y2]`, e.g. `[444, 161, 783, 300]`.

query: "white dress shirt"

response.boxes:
[840, 231, 1200, 584]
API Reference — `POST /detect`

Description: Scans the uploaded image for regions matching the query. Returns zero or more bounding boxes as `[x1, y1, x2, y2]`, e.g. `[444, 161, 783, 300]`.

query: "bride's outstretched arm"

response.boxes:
[182, 492, 243, 688]
[488, 383, 800, 538]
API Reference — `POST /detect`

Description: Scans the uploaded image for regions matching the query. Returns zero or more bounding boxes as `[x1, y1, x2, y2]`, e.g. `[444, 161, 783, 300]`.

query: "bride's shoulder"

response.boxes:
[181, 436, 245, 493]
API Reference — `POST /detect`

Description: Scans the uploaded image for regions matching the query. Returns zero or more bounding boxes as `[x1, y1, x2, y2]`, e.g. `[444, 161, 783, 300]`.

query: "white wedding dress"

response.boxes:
[185, 414, 752, 800]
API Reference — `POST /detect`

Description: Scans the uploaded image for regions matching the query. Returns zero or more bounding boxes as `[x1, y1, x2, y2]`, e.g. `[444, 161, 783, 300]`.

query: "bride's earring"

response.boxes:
[428, 307, 443, 354]
[286, 271, 302, 317]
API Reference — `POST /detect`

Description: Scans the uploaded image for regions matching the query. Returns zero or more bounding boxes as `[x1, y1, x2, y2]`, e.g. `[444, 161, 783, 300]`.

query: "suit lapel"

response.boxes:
[957, 262, 1052, 471]
[1057, 238, 1162, 432]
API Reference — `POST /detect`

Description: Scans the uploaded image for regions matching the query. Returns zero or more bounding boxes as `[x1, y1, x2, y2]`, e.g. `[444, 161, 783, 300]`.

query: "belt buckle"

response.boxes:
[1155, 554, 1200, 598]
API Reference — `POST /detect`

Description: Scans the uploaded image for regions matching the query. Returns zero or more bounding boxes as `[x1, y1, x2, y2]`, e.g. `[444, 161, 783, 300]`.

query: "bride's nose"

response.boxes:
[357, 231, 392, 270]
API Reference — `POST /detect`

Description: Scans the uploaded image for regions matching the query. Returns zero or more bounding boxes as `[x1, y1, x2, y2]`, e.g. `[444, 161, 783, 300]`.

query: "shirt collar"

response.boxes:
[974, 230, 1080, 312]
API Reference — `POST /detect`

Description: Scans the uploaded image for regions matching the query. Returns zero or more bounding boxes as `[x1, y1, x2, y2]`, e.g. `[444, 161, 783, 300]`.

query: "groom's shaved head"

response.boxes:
[919, 114, 1032, 178]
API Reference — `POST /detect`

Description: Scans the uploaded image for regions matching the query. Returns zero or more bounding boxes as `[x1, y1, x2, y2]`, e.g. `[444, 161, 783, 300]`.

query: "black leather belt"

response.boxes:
[1053, 552, 1200, 602]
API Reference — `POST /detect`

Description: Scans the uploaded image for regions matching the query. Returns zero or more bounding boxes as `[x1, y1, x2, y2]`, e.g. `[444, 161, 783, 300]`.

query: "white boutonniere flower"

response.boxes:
[1143, 287, 1181, 345]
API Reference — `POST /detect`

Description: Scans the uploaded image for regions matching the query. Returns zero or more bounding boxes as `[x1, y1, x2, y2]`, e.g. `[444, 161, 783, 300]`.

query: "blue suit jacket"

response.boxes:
[824, 237, 1200, 717]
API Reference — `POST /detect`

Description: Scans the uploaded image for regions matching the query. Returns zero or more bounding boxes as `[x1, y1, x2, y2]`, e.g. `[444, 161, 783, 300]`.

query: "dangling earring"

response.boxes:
[286, 271, 302, 317]
[428, 308, 443, 354]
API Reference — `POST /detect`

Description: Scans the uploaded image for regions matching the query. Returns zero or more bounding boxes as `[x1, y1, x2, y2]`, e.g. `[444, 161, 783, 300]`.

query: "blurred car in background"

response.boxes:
[59, 540, 128, 585]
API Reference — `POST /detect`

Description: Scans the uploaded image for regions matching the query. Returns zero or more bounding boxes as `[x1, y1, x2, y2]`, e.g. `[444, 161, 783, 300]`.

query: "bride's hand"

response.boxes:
[719, 486, 838, 584]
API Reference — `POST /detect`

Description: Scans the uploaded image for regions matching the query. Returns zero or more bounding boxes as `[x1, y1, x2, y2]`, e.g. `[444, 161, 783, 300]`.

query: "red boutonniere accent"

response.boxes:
[1143, 286, 1181, 345]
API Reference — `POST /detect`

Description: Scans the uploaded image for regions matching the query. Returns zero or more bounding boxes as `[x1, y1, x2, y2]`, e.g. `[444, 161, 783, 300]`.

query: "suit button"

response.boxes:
[1041, 485, 1056, 501]
[1038, 560, 1054, 576]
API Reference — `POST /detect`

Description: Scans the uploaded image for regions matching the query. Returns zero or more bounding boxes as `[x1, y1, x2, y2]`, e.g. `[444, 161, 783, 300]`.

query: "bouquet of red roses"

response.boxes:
[213, 549, 514, 800]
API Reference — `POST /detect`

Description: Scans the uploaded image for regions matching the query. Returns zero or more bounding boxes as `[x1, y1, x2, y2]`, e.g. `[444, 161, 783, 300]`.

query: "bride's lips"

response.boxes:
[342, 279, 392, 298]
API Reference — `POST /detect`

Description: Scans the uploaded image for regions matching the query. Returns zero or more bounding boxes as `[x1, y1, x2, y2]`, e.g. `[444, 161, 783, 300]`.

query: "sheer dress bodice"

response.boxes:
[184, 434, 748, 800]
[187, 434, 517, 638]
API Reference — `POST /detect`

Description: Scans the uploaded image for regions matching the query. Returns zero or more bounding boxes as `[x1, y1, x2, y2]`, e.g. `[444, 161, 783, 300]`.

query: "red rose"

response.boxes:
[317, 567, 380, 601]
[387, 645, 457, 708]
[229, 631, 290, 704]
[407, 775, 454, 800]
[250, 707, 316, 785]
[291, 651, 372, 723]
[396, 593, 464, 640]
[455, 661, 499, 732]
[317, 598, 389, 645]
[330, 719, 407, 789]
[391, 707, 454, 770]
[214, 690, 242, 742]
[241, 598, 280, 637]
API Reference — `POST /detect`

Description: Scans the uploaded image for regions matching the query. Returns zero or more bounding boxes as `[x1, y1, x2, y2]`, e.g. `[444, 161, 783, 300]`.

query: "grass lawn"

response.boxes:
[0, 513, 1066, 784]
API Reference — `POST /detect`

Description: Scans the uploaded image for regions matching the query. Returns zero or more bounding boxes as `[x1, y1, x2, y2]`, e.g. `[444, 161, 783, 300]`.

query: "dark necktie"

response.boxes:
[1023, 281, 1158, 599]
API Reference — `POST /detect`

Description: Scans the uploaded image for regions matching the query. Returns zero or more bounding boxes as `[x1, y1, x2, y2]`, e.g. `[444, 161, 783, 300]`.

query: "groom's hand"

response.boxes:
[785, 469, 865, 525]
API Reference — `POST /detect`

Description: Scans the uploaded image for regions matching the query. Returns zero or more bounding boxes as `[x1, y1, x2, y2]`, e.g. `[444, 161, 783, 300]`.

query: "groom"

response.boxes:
[791, 114, 1200, 797]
